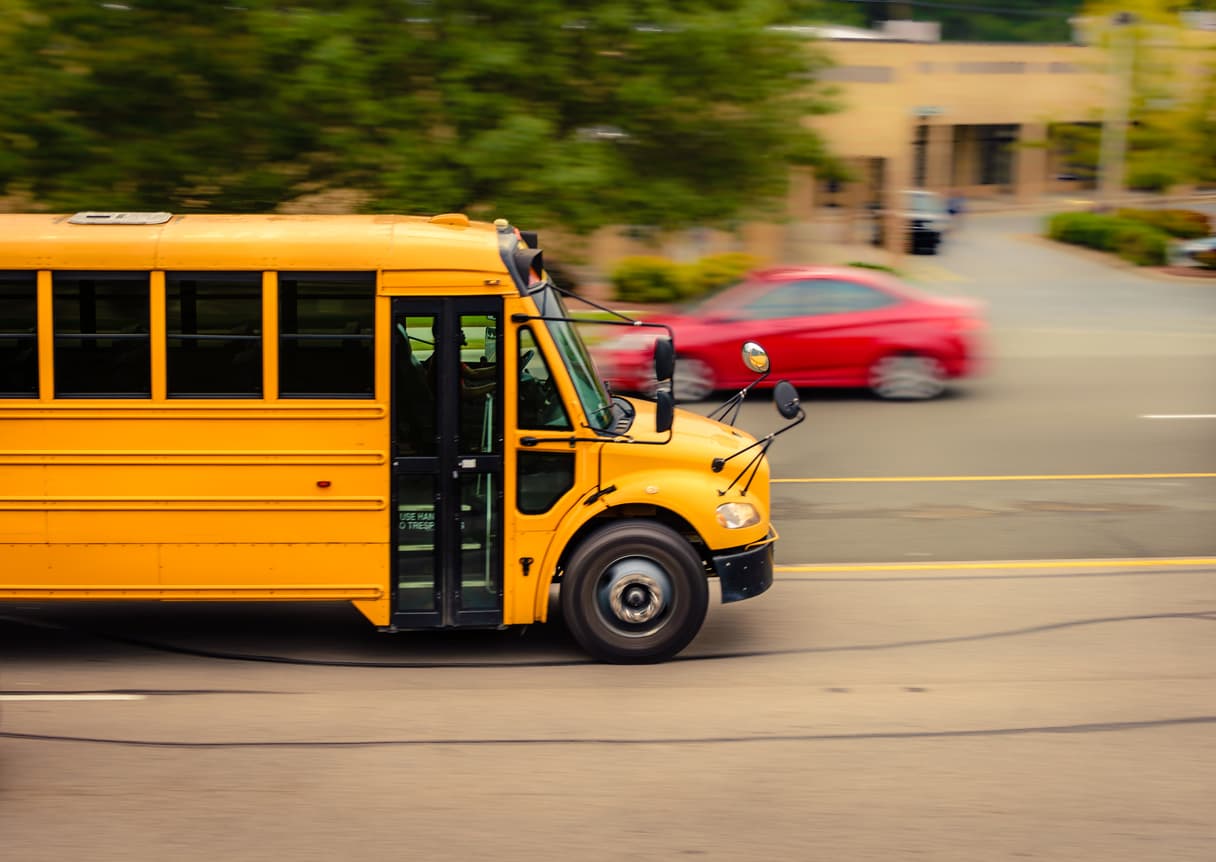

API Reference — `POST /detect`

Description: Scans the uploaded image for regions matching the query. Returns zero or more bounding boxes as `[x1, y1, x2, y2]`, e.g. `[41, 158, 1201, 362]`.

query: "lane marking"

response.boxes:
[776, 557, 1216, 573]
[0, 694, 146, 702]
[1141, 414, 1216, 419]
[774, 472, 1216, 484]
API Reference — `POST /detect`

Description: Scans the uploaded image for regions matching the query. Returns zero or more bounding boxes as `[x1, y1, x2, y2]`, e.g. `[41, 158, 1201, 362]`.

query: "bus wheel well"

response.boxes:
[555, 506, 708, 581]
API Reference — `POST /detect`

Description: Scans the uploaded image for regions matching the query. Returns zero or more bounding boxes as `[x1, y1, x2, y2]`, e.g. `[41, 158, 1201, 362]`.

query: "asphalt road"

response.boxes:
[2, 212, 1214, 861]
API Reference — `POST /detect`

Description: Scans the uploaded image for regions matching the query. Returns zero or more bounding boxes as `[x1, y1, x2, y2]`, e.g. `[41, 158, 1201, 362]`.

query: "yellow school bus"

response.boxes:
[0, 211, 799, 662]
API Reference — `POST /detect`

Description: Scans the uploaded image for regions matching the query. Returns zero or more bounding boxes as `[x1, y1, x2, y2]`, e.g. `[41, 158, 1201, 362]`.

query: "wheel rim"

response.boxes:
[673, 358, 714, 402]
[594, 556, 674, 638]
[870, 354, 946, 400]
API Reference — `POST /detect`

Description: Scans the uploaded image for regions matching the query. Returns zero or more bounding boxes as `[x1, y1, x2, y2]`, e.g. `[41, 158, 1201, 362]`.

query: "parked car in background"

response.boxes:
[1169, 234, 1216, 267]
[871, 189, 953, 254]
[592, 266, 986, 402]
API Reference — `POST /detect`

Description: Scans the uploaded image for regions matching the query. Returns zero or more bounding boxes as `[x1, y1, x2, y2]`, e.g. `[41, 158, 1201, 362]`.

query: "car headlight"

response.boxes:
[716, 502, 760, 529]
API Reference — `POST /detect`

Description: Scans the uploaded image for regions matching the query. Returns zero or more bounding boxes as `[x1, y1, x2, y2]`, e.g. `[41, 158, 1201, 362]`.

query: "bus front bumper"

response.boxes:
[712, 533, 776, 603]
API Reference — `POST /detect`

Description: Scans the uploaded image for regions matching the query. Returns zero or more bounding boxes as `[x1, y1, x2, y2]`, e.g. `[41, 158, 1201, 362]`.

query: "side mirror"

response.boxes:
[773, 380, 800, 420]
[741, 341, 769, 374]
[655, 390, 674, 434]
[654, 338, 675, 382]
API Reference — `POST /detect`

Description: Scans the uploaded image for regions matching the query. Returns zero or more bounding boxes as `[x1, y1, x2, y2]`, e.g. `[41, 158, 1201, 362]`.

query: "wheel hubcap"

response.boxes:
[597, 557, 672, 634]
[871, 355, 946, 400]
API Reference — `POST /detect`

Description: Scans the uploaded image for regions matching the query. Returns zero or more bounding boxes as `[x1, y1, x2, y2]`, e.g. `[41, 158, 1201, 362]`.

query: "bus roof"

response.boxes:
[0, 212, 512, 273]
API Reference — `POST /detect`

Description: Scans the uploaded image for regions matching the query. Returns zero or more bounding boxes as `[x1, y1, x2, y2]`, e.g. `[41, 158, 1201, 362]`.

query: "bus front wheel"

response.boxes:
[560, 522, 709, 663]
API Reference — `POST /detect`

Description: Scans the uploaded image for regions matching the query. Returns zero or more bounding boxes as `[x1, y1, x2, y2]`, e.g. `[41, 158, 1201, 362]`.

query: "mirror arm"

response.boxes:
[711, 409, 806, 472]
[707, 369, 771, 425]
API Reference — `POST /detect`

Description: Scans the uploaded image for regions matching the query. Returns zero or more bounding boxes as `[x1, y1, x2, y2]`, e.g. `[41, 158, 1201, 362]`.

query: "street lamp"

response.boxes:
[1097, 11, 1137, 207]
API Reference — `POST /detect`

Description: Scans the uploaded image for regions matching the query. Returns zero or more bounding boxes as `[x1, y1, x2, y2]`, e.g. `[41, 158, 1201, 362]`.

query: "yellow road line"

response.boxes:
[776, 557, 1216, 573]
[774, 473, 1216, 484]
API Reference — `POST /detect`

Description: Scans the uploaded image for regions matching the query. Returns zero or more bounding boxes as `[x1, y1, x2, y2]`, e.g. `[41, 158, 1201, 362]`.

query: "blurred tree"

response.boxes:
[0, 0, 842, 233]
[1044, 1, 1216, 192]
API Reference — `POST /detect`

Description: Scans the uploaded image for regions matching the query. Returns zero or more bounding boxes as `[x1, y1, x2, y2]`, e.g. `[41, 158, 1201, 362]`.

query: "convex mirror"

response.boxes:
[741, 341, 769, 374]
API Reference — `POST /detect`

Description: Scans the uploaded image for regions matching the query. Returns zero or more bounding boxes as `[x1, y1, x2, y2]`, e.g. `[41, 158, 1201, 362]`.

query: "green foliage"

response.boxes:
[610, 256, 685, 304]
[1046, 211, 1168, 265]
[1115, 208, 1212, 239]
[1110, 222, 1168, 265]
[1047, 212, 1121, 249]
[681, 253, 762, 297]
[610, 251, 762, 303]
[0, 1, 840, 233]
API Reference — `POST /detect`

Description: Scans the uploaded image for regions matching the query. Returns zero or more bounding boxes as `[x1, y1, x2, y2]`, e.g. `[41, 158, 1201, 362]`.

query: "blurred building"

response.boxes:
[577, 15, 1216, 276]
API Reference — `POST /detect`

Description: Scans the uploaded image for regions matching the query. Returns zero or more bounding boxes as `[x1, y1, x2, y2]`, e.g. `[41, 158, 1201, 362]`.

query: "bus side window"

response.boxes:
[166, 272, 263, 397]
[0, 271, 38, 397]
[53, 272, 151, 398]
[279, 272, 374, 398]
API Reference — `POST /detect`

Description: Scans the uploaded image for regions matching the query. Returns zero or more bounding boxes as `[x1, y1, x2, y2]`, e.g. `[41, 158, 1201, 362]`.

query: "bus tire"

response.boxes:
[560, 521, 709, 663]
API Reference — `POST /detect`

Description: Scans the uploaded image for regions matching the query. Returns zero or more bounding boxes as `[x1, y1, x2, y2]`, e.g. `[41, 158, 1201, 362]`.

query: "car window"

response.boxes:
[739, 279, 896, 319]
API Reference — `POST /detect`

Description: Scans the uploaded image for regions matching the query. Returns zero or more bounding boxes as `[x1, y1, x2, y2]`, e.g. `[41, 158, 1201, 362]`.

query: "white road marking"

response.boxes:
[1140, 414, 1216, 419]
[0, 694, 146, 702]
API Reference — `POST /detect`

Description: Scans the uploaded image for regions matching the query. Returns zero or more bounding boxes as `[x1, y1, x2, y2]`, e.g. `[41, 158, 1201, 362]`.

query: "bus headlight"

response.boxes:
[716, 502, 760, 529]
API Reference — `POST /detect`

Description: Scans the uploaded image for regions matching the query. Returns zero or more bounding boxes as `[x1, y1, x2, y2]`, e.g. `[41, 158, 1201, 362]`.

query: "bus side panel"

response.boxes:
[0, 407, 392, 598]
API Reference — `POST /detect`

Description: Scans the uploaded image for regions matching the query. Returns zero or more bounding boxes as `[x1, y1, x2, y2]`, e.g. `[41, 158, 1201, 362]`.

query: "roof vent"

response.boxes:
[68, 211, 173, 225]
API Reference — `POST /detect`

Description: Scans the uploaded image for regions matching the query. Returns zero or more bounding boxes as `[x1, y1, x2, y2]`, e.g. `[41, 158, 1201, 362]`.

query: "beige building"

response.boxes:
[576, 17, 1216, 275]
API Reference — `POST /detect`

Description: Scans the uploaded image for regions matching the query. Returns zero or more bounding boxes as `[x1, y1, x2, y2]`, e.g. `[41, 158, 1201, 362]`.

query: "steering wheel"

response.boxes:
[519, 349, 535, 371]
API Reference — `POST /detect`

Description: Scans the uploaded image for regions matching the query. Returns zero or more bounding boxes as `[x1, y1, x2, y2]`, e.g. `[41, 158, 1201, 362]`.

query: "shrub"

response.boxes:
[681, 252, 762, 299]
[1110, 223, 1167, 266]
[609, 256, 683, 304]
[1115, 208, 1211, 239]
[1047, 212, 1121, 250]
[1047, 211, 1170, 266]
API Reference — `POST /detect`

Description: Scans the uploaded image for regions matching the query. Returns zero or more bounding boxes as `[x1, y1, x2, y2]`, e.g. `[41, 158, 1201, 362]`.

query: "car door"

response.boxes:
[733, 278, 899, 384]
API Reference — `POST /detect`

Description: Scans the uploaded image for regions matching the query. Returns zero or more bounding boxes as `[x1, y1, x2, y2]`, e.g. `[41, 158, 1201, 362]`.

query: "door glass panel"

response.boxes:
[395, 474, 437, 612]
[517, 327, 571, 430]
[394, 315, 437, 457]
[458, 313, 499, 454]
[458, 472, 499, 611]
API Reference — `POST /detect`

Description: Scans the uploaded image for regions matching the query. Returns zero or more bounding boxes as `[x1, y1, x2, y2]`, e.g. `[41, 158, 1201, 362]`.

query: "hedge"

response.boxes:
[610, 252, 762, 304]
[1114, 208, 1211, 240]
[1046, 212, 1167, 266]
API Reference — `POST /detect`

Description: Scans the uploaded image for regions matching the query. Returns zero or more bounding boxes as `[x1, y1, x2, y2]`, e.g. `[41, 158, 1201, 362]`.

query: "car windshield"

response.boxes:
[532, 284, 615, 431]
[678, 279, 762, 315]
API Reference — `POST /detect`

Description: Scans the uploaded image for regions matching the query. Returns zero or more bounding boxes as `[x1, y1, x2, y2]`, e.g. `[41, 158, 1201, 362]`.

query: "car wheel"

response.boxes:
[672, 357, 715, 403]
[560, 521, 710, 663]
[869, 353, 947, 400]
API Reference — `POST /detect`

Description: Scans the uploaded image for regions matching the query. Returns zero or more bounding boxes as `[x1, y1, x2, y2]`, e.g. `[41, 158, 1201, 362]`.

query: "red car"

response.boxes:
[591, 266, 985, 401]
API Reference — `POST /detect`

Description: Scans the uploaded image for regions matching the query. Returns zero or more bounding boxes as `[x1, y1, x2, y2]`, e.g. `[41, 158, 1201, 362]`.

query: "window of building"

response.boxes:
[279, 273, 375, 397]
[53, 272, 150, 397]
[0, 271, 38, 397]
[167, 272, 262, 397]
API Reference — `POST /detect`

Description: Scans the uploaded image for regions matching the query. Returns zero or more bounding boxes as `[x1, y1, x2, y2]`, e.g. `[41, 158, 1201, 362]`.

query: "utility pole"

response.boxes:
[1097, 11, 1137, 207]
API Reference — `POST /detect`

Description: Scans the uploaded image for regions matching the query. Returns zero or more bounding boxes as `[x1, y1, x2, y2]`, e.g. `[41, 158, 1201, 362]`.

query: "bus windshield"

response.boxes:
[534, 284, 614, 431]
